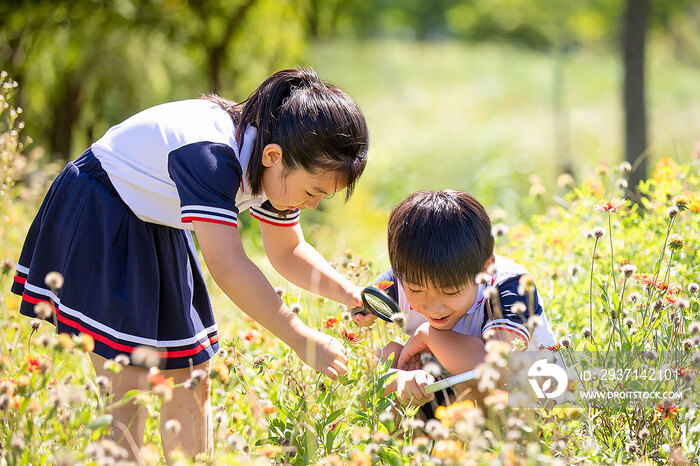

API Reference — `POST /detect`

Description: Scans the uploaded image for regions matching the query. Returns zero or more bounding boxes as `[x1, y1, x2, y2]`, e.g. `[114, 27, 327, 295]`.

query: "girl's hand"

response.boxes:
[397, 323, 432, 370]
[393, 370, 435, 406]
[345, 285, 363, 310]
[294, 328, 348, 380]
[351, 308, 377, 327]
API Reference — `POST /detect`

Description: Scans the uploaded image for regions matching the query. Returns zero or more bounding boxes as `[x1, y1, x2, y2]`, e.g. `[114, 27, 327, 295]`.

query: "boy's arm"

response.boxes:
[258, 220, 363, 310]
[397, 322, 486, 376]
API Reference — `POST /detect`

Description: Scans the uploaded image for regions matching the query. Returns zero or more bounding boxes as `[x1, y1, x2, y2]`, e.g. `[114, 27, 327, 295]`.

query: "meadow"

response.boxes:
[1, 41, 699, 464]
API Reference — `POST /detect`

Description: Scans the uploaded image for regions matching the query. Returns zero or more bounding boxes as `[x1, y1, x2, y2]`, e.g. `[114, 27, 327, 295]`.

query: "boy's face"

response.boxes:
[401, 280, 480, 331]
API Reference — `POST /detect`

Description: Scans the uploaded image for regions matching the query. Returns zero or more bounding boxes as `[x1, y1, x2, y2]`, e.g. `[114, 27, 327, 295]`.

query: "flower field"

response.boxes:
[1, 73, 699, 465]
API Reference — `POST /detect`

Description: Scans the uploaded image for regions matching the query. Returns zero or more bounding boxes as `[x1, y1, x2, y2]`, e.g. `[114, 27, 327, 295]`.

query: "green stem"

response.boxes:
[589, 237, 600, 344]
[608, 213, 617, 294]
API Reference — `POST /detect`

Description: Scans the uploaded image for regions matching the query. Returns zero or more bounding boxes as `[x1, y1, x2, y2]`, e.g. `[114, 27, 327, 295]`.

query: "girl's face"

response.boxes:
[401, 281, 480, 331]
[261, 144, 344, 211]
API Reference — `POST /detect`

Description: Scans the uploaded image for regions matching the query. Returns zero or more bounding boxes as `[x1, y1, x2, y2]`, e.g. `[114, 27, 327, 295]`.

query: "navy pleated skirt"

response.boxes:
[11, 150, 219, 370]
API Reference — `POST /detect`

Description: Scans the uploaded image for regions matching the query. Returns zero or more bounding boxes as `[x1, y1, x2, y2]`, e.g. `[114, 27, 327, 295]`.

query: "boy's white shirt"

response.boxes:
[394, 255, 556, 351]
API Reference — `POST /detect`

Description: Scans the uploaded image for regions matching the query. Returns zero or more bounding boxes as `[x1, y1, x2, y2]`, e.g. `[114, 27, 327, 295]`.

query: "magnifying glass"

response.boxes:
[352, 286, 402, 323]
[425, 369, 477, 394]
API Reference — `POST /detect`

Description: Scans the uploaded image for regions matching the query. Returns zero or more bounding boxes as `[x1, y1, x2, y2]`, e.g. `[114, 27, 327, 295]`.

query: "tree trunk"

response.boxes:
[623, 0, 650, 196]
[49, 72, 83, 161]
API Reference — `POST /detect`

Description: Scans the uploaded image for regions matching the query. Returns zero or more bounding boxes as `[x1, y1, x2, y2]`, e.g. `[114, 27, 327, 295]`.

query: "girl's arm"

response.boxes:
[192, 220, 348, 379]
[258, 221, 362, 310]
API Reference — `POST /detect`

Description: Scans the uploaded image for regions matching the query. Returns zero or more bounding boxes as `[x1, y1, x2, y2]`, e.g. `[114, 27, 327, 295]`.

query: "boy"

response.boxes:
[354, 190, 555, 406]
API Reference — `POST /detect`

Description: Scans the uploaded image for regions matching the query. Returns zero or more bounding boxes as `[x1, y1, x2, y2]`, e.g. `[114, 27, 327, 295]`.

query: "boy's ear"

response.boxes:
[261, 143, 283, 167]
[481, 255, 496, 272]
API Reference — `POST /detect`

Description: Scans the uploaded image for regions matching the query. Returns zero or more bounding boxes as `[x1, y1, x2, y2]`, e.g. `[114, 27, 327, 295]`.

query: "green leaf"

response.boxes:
[653, 258, 662, 275]
[87, 414, 113, 431]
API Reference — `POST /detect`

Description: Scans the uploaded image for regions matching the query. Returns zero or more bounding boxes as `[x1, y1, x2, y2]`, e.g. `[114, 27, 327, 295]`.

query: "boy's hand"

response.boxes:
[294, 329, 348, 380]
[397, 323, 431, 370]
[393, 370, 435, 406]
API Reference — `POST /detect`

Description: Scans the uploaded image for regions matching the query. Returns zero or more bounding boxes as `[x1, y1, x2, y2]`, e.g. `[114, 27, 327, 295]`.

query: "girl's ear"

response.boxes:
[261, 143, 283, 167]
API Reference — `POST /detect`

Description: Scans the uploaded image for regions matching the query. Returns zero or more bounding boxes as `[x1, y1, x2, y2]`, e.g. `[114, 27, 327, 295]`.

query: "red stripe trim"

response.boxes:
[14, 275, 26, 284]
[482, 326, 529, 347]
[249, 211, 299, 227]
[20, 293, 217, 358]
[182, 216, 238, 228]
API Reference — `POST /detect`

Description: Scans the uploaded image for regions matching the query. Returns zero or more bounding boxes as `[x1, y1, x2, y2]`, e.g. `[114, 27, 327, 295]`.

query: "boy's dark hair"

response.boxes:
[203, 68, 368, 200]
[387, 190, 494, 290]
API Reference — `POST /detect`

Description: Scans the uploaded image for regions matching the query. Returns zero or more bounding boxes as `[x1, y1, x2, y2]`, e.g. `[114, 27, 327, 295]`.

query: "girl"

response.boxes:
[10, 68, 368, 458]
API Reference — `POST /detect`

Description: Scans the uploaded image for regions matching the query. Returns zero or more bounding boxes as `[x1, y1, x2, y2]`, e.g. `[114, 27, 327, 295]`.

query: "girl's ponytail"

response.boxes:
[206, 68, 368, 198]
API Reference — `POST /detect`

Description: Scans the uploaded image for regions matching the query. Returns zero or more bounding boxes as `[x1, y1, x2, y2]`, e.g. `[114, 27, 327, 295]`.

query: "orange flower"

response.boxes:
[594, 199, 626, 213]
[147, 367, 174, 390]
[340, 327, 362, 344]
[375, 280, 394, 291]
[323, 317, 339, 329]
[256, 445, 283, 458]
[656, 401, 679, 420]
[547, 343, 563, 352]
[27, 356, 41, 373]
[582, 176, 605, 197]
[241, 329, 262, 345]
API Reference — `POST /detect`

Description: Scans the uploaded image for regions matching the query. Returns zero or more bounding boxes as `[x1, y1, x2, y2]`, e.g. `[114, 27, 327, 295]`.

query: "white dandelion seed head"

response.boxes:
[421, 362, 442, 378]
[44, 271, 64, 290]
[114, 354, 130, 367]
[674, 299, 689, 310]
[289, 303, 302, 314]
[34, 301, 53, 320]
[621, 263, 637, 278]
[491, 223, 509, 238]
[131, 346, 161, 368]
[475, 272, 491, 285]
[667, 206, 679, 219]
[511, 301, 527, 314]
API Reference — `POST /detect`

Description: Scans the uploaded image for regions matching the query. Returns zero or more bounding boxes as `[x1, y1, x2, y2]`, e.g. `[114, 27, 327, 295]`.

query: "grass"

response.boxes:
[1, 40, 699, 464]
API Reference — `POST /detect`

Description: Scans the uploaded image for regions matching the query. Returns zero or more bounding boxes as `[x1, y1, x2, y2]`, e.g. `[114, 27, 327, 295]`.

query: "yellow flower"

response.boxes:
[672, 194, 689, 210]
[350, 451, 372, 466]
[349, 426, 370, 442]
[653, 157, 679, 183]
[435, 401, 476, 426]
[508, 224, 531, 241]
[310, 404, 320, 414]
[79, 334, 95, 352]
[432, 439, 463, 460]
[56, 333, 73, 351]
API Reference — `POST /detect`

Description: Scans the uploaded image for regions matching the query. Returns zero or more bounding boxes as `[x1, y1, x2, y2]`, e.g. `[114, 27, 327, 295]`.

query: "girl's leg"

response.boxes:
[89, 353, 148, 459]
[160, 360, 212, 460]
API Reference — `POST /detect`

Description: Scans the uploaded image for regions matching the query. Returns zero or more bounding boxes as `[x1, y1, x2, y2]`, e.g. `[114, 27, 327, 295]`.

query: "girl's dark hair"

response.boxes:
[203, 68, 368, 199]
[387, 190, 494, 290]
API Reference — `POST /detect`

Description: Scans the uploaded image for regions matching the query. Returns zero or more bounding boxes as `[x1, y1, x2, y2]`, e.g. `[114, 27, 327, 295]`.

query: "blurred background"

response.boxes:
[1, 0, 699, 268]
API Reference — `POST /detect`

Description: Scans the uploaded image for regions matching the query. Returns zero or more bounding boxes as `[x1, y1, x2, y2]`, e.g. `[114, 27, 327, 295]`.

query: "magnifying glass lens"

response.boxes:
[364, 294, 395, 320]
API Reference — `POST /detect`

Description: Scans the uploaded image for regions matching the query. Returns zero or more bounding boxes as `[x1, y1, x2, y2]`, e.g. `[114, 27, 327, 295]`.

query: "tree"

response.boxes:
[622, 0, 650, 197]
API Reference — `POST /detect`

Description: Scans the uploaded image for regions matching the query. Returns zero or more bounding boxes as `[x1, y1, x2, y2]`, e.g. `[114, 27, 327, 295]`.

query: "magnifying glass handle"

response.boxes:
[351, 306, 370, 317]
[425, 369, 477, 394]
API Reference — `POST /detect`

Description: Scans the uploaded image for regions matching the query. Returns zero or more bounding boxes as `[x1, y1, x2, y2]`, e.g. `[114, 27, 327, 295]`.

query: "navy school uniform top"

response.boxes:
[376, 255, 556, 350]
[91, 99, 300, 230]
